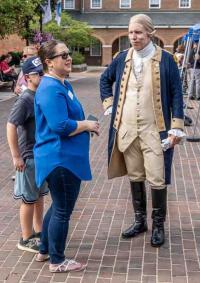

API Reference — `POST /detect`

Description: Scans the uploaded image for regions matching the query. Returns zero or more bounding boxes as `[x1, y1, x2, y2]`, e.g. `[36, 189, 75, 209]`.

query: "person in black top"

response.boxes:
[7, 57, 48, 253]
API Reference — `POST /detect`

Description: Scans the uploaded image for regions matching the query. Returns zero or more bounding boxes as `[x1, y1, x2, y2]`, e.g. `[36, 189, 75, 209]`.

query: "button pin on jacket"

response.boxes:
[68, 90, 73, 100]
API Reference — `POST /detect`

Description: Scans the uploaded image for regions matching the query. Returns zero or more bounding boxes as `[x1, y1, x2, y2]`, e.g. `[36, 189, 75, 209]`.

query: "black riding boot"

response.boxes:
[151, 187, 167, 247]
[122, 181, 147, 239]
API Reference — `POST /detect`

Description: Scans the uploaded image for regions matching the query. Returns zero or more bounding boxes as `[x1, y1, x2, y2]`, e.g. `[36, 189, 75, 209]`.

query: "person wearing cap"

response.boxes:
[100, 14, 184, 247]
[7, 56, 48, 253]
[14, 46, 38, 96]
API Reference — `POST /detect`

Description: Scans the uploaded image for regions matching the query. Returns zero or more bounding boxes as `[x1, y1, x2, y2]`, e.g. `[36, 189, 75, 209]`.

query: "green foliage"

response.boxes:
[71, 52, 85, 65]
[0, 1, 93, 51]
[0, 0, 42, 39]
[43, 13, 92, 50]
[64, 17, 92, 50]
[43, 19, 64, 40]
[8, 51, 22, 66]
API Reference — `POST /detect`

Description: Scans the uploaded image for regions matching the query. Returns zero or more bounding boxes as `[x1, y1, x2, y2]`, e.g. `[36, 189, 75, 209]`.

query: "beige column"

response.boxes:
[102, 45, 112, 66]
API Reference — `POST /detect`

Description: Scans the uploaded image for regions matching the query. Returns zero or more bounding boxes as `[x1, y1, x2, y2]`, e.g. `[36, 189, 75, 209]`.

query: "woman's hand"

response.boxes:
[69, 120, 100, 136]
[86, 120, 100, 136]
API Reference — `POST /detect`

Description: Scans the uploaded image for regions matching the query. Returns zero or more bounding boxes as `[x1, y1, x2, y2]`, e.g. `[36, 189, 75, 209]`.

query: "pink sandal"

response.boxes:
[49, 259, 87, 273]
[35, 253, 50, 262]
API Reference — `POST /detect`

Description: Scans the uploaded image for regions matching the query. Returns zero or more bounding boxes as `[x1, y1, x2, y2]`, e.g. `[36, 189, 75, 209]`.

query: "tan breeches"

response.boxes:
[123, 137, 165, 189]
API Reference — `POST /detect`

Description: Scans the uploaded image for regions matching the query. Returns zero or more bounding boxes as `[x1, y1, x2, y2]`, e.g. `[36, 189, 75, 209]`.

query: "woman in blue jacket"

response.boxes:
[34, 40, 99, 273]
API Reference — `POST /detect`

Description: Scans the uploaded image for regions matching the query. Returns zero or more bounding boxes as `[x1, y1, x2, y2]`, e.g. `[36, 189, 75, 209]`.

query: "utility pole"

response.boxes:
[82, 0, 85, 13]
[25, 16, 31, 45]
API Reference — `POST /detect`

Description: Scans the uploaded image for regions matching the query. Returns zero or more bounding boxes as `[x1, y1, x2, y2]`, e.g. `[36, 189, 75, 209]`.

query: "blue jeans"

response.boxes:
[39, 167, 81, 264]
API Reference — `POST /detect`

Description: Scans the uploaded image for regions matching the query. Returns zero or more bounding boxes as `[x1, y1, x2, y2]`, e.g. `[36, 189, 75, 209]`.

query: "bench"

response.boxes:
[0, 80, 12, 89]
[0, 71, 14, 90]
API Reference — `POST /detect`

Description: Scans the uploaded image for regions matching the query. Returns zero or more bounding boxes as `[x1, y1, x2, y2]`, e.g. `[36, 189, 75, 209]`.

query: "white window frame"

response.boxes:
[179, 0, 191, 8]
[90, 0, 102, 9]
[90, 40, 102, 56]
[149, 0, 161, 9]
[63, 0, 75, 10]
[120, 0, 131, 9]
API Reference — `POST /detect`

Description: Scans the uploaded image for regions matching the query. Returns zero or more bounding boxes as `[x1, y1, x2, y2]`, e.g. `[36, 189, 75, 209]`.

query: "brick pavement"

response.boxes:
[1, 72, 200, 282]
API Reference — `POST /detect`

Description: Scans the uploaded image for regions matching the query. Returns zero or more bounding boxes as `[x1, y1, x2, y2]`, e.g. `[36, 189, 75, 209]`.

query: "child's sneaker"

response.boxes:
[17, 237, 39, 253]
[34, 231, 41, 240]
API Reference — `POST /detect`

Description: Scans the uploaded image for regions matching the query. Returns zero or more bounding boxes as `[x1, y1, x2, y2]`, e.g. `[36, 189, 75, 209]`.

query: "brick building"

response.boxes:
[64, 0, 200, 65]
[1, 0, 200, 66]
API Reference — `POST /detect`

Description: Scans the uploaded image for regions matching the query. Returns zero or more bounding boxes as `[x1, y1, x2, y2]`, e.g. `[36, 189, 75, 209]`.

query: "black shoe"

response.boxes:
[17, 236, 39, 253]
[11, 175, 15, 181]
[33, 231, 41, 239]
[184, 115, 193, 126]
[151, 188, 167, 247]
[121, 182, 147, 239]
[151, 219, 165, 247]
[122, 215, 148, 238]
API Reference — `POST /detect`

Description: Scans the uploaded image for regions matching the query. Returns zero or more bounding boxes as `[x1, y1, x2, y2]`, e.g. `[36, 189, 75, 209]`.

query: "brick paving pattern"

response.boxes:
[1, 71, 200, 282]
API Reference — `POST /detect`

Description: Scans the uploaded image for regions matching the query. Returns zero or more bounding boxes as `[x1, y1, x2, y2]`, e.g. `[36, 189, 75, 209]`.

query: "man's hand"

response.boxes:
[13, 156, 25, 172]
[195, 54, 200, 61]
[104, 106, 112, 116]
[168, 135, 182, 147]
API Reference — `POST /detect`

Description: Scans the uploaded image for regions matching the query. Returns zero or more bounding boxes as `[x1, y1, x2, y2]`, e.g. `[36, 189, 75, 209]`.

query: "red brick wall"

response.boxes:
[80, 0, 200, 12]
[93, 27, 187, 47]
[1, 0, 199, 64]
[192, 0, 200, 9]
[83, 0, 147, 11]
[0, 35, 25, 56]
[76, 0, 81, 10]
[92, 27, 188, 65]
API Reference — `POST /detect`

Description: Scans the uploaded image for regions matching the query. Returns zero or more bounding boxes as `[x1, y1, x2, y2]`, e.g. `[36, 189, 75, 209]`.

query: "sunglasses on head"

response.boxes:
[23, 54, 36, 58]
[28, 71, 44, 76]
[49, 51, 72, 60]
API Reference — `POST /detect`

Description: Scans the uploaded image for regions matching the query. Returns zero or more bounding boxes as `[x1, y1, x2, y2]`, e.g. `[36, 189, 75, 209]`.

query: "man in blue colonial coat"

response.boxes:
[100, 14, 184, 247]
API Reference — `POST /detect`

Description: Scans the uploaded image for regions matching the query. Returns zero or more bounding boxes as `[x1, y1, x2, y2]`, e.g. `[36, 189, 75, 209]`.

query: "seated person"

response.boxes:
[0, 54, 18, 81]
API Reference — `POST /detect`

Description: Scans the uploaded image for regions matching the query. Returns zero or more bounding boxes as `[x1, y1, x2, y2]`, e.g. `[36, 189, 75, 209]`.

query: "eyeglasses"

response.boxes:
[49, 51, 72, 60]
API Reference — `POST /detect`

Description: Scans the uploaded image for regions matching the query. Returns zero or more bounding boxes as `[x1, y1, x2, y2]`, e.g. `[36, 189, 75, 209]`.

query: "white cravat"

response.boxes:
[132, 41, 156, 79]
[104, 42, 156, 116]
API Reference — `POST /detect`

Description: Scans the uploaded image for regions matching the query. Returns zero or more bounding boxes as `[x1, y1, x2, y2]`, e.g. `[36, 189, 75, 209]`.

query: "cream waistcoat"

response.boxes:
[118, 59, 161, 153]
